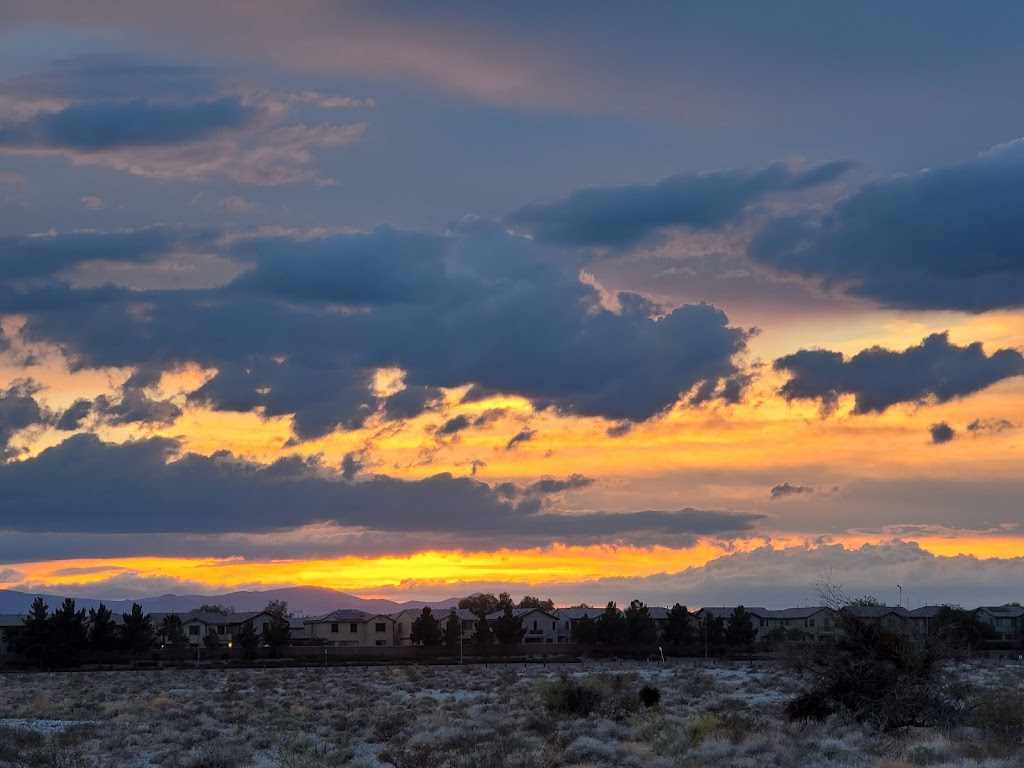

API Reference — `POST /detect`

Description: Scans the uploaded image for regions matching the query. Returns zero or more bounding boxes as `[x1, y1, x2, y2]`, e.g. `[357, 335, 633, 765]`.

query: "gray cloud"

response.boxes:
[505, 429, 535, 451]
[508, 161, 853, 250]
[0, 567, 24, 583]
[749, 141, 1024, 312]
[9, 222, 751, 438]
[774, 333, 1024, 415]
[929, 422, 956, 444]
[55, 399, 92, 431]
[0, 434, 763, 551]
[770, 482, 814, 500]
[967, 418, 1017, 435]
[0, 381, 45, 458]
[0, 97, 258, 151]
[94, 388, 181, 426]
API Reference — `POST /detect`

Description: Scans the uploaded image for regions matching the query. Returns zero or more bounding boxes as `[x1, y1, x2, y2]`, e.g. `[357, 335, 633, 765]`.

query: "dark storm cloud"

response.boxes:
[381, 386, 444, 421]
[10, 222, 751, 437]
[749, 142, 1024, 312]
[55, 399, 92, 431]
[0, 434, 763, 544]
[0, 97, 258, 151]
[94, 389, 182, 426]
[770, 482, 814, 500]
[522, 474, 594, 495]
[505, 429, 535, 451]
[0, 381, 45, 457]
[774, 333, 1024, 415]
[507, 161, 853, 249]
[929, 422, 956, 444]
[341, 452, 363, 481]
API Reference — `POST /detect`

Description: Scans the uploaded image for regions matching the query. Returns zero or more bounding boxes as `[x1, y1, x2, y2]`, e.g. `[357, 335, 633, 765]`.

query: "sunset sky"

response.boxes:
[1, 2, 1022, 609]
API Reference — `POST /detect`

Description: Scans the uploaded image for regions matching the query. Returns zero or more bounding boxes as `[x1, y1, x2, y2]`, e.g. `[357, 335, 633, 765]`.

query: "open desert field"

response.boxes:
[0, 660, 1021, 768]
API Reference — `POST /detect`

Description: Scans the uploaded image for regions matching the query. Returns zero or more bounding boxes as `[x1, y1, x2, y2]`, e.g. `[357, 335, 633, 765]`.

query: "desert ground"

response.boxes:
[0, 660, 1021, 767]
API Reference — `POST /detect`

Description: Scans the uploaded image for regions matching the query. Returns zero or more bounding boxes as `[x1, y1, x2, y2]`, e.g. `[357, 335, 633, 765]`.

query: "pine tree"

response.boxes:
[571, 614, 597, 645]
[50, 598, 87, 662]
[493, 605, 526, 645]
[625, 599, 658, 646]
[443, 610, 462, 649]
[159, 614, 189, 657]
[262, 618, 291, 657]
[725, 605, 757, 646]
[471, 614, 493, 646]
[88, 603, 118, 652]
[663, 603, 693, 645]
[410, 607, 443, 646]
[596, 601, 627, 645]
[20, 597, 51, 666]
[120, 603, 154, 654]
[236, 620, 260, 659]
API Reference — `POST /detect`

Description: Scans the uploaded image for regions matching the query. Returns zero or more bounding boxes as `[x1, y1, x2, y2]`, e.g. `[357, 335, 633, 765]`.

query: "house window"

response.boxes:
[375, 623, 386, 633]
[552, 621, 556, 629]
[350, 623, 358, 633]
[189, 625, 200, 636]
[809, 619, 815, 627]
[218, 625, 225, 634]
[331, 623, 339, 633]
[533, 620, 538, 630]
[262, 623, 269, 634]
[397, 623, 403, 633]
[375, 640, 386, 646]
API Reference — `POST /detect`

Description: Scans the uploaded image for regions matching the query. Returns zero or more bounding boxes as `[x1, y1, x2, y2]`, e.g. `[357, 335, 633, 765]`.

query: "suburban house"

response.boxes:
[976, 605, 1023, 641]
[151, 610, 294, 647]
[555, 606, 616, 641]
[304, 609, 394, 646]
[907, 605, 943, 637]
[693, 607, 773, 643]
[0, 614, 26, 653]
[486, 608, 566, 644]
[763, 607, 839, 642]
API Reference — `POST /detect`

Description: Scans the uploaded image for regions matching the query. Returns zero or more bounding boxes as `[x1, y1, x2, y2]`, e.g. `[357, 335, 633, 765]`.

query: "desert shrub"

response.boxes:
[639, 684, 661, 708]
[538, 671, 604, 717]
[784, 610, 953, 731]
[970, 687, 1024, 744]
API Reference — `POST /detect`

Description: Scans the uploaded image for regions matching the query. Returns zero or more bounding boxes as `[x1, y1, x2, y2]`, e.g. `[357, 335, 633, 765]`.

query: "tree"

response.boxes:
[699, 613, 726, 648]
[625, 600, 658, 647]
[932, 605, 996, 653]
[50, 598, 88, 662]
[497, 592, 515, 612]
[471, 614, 493, 646]
[410, 607, 443, 646]
[662, 604, 692, 645]
[850, 595, 887, 607]
[236, 620, 260, 659]
[264, 600, 291, 619]
[596, 602, 627, 645]
[725, 605, 757, 646]
[262, 619, 291, 657]
[518, 595, 555, 611]
[443, 610, 462, 650]
[88, 603, 118, 652]
[120, 603, 154, 654]
[197, 604, 234, 615]
[458, 593, 500, 617]
[571, 614, 597, 645]
[159, 614, 189, 657]
[203, 628, 221, 654]
[19, 597, 51, 666]
[493, 605, 526, 645]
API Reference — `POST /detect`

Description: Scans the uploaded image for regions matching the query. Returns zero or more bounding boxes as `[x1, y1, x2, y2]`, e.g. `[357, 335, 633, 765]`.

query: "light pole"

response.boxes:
[897, 584, 902, 608]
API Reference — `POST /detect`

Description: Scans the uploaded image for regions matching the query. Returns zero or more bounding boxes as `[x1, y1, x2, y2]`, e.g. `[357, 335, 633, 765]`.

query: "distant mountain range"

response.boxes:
[0, 586, 463, 617]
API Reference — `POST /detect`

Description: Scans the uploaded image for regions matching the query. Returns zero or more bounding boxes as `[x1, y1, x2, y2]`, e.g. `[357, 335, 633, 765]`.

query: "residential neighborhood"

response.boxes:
[1, 594, 1020, 659]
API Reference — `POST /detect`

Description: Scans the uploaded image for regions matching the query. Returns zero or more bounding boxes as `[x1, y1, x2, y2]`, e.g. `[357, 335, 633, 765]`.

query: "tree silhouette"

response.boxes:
[571, 614, 597, 645]
[596, 602, 627, 645]
[19, 597, 51, 667]
[236, 620, 260, 659]
[262, 619, 291, 657]
[625, 599, 658, 646]
[518, 595, 555, 611]
[471, 614, 493, 646]
[663, 604, 692, 645]
[493, 605, 526, 645]
[88, 603, 118, 652]
[443, 610, 462, 650]
[726, 605, 757, 646]
[120, 603, 154, 654]
[50, 598, 87, 663]
[159, 614, 189, 658]
[410, 607, 443, 646]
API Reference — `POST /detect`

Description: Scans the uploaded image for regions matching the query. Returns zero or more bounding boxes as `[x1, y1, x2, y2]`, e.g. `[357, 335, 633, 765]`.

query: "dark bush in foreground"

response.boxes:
[639, 685, 661, 708]
[538, 671, 646, 719]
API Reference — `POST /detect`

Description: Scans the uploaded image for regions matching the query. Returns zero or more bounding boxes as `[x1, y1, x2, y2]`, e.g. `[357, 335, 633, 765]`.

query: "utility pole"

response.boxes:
[897, 584, 902, 609]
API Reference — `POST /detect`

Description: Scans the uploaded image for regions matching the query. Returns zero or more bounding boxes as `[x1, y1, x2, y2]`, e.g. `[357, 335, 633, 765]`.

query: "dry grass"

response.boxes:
[0, 659, 1018, 767]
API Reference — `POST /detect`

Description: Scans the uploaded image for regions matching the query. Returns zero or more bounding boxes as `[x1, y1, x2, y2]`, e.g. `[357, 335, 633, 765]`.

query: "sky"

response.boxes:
[0, 1, 1022, 610]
